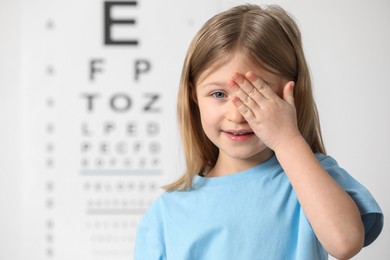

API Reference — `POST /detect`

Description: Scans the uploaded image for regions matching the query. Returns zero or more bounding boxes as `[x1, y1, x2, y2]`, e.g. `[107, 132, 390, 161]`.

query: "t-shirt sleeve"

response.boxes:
[318, 154, 384, 247]
[134, 199, 166, 260]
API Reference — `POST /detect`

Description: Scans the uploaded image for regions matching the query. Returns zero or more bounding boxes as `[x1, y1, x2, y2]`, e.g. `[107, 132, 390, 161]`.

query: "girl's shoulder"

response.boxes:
[315, 153, 384, 246]
[314, 153, 337, 165]
[314, 153, 361, 186]
[315, 153, 348, 174]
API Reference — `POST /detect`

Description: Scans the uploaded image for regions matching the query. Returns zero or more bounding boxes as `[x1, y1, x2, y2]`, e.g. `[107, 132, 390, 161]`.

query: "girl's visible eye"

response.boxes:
[211, 91, 226, 99]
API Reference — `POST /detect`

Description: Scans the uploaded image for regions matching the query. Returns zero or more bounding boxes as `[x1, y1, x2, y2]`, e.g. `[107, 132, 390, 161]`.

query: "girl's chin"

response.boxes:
[221, 147, 272, 162]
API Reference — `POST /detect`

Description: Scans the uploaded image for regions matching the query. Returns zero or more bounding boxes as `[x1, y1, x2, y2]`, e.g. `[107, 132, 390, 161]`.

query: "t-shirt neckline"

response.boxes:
[193, 154, 278, 188]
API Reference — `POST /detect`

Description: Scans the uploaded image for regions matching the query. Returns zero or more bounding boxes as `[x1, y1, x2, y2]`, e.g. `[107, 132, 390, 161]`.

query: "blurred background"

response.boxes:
[0, 0, 388, 259]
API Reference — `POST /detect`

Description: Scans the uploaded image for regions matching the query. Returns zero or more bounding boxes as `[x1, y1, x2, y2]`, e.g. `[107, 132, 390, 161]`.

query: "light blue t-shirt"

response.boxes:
[135, 154, 383, 260]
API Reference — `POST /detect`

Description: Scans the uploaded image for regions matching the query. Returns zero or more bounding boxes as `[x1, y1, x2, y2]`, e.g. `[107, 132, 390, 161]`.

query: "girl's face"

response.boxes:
[195, 53, 287, 167]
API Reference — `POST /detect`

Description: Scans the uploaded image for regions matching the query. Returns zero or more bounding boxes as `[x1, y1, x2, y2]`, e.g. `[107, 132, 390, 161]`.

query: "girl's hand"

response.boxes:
[229, 71, 301, 151]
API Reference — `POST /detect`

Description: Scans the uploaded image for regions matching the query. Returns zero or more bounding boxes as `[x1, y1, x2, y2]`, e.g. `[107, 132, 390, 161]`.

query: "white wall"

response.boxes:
[0, 0, 21, 259]
[0, 0, 388, 259]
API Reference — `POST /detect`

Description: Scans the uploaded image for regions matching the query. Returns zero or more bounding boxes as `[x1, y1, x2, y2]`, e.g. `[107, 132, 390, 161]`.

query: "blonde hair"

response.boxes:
[164, 4, 326, 191]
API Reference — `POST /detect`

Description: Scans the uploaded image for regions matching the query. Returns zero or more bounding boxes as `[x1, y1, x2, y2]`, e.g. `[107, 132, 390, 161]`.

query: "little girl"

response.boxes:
[135, 4, 383, 259]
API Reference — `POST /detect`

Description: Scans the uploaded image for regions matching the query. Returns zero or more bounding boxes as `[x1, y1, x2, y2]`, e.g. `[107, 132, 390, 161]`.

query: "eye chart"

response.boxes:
[19, 1, 216, 259]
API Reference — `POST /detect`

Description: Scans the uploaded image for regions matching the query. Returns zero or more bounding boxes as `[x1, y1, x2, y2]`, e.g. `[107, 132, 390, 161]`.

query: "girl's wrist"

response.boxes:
[272, 133, 307, 155]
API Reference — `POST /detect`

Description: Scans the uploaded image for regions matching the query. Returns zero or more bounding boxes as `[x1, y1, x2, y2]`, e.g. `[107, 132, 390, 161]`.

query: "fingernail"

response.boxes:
[246, 71, 256, 81]
[231, 72, 239, 80]
[232, 96, 240, 105]
[228, 80, 238, 90]
[232, 73, 244, 84]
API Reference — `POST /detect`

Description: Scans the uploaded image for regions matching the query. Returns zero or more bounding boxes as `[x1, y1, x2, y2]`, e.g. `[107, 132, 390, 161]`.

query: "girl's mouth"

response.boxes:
[223, 130, 255, 142]
[226, 131, 254, 135]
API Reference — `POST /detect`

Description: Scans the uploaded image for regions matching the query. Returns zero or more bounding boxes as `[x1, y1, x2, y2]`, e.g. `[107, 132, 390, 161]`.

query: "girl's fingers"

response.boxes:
[231, 73, 256, 95]
[232, 96, 256, 122]
[246, 71, 278, 100]
[229, 73, 265, 110]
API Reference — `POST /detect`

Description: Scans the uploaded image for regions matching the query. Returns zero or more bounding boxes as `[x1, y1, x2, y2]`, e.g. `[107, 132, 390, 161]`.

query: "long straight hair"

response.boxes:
[164, 4, 326, 191]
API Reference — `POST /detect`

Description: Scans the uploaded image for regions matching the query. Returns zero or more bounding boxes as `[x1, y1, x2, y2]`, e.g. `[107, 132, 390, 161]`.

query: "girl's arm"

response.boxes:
[274, 135, 364, 259]
[230, 72, 364, 259]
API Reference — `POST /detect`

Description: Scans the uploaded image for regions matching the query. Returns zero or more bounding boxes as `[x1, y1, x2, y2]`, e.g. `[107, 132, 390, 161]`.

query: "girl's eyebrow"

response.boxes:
[198, 81, 228, 88]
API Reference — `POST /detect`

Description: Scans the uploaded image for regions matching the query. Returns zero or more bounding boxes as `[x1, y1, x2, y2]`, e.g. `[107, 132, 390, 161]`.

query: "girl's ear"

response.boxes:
[190, 82, 198, 104]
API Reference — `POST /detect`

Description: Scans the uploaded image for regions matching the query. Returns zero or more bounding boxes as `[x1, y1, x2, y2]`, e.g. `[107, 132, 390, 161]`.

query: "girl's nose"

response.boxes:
[226, 102, 246, 123]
